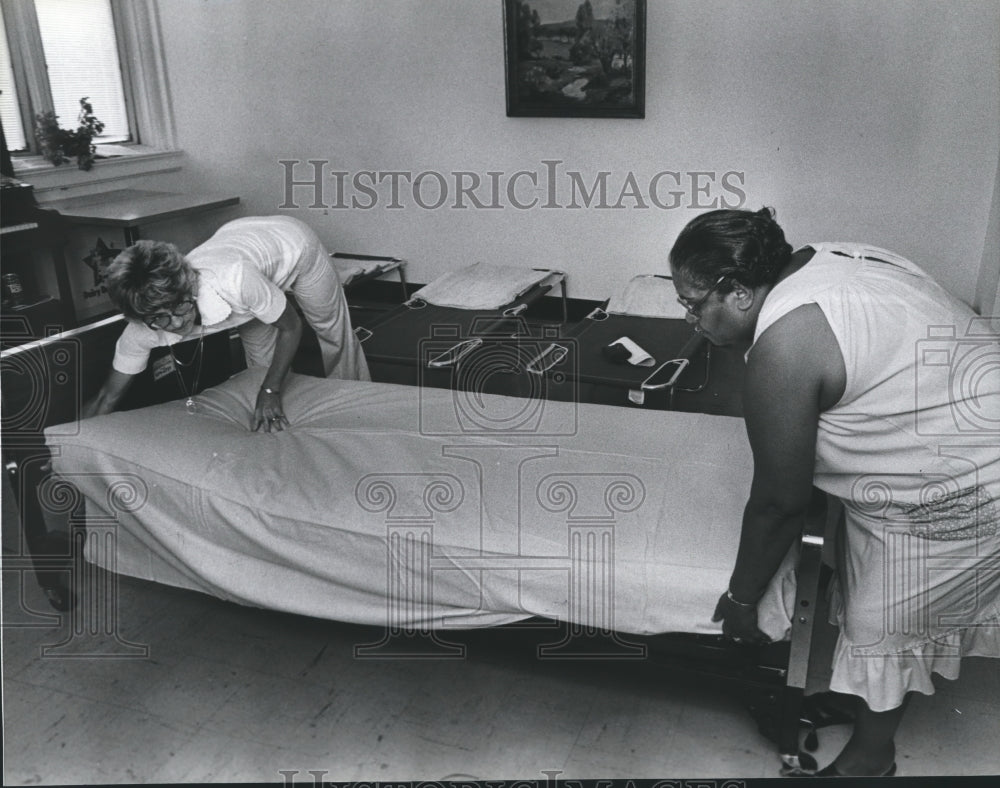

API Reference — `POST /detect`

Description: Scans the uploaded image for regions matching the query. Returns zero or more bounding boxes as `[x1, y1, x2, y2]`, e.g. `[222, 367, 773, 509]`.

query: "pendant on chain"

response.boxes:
[169, 331, 205, 415]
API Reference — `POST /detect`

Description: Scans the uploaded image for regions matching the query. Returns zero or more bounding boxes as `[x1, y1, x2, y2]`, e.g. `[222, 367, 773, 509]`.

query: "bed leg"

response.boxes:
[5, 449, 76, 612]
[20, 464, 151, 659]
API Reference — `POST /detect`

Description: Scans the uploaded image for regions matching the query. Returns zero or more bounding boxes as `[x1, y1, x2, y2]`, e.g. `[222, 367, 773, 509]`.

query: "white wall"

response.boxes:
[155, 0, 1000, 304]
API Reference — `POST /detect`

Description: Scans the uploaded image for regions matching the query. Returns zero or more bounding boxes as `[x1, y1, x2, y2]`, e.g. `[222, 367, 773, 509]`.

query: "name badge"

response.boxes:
[151, 354, 176, 382]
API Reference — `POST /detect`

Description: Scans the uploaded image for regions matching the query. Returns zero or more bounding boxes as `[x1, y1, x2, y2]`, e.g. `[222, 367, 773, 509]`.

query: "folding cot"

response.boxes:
[353, 262, 570, 400]
[524, 274, 746, 415]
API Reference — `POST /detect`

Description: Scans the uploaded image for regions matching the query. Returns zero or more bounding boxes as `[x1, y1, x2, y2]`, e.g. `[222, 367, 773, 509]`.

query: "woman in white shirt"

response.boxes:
[84, 215, 369, 430]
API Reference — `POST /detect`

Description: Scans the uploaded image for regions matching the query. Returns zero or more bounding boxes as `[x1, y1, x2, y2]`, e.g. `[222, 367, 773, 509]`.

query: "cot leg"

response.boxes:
[397, 264, 409, 301]
[5, 449, 76, 612]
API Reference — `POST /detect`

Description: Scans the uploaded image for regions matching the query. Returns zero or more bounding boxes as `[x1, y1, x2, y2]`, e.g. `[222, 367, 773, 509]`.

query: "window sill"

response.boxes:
[14, 146, 184, 201]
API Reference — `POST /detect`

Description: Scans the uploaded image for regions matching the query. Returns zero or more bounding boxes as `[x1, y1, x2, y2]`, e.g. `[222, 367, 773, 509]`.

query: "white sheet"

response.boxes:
[45, 368, 796, 638]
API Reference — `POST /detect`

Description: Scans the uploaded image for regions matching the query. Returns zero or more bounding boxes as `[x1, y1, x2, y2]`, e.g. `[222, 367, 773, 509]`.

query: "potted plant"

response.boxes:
[34, 97, 105, 171]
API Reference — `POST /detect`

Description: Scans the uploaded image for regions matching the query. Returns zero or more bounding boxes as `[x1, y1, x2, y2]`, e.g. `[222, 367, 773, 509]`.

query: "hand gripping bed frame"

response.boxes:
[4, 326, 824, 763]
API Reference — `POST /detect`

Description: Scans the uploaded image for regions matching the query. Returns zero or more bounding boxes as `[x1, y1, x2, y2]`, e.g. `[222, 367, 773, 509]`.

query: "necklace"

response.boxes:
[168, 331, 205, 414]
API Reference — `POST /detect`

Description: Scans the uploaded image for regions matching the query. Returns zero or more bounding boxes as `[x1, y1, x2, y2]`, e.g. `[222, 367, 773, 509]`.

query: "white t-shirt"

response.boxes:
[112, 217, 311, 375]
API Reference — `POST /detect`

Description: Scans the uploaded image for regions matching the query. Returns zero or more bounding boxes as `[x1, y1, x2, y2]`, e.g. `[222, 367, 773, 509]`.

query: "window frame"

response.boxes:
[3, 0, 178, 191]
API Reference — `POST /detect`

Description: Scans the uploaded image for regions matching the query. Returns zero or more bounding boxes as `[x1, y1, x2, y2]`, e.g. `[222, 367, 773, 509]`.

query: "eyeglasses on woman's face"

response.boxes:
[675, 275, 728, 317]
[143, 299, 196, 330]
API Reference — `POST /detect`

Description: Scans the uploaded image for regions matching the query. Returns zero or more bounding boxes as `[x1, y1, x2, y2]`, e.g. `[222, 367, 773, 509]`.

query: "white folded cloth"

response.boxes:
[330, 255, 399, 285]
[606, 275, 688, 319]
[408, 262, 552, 310]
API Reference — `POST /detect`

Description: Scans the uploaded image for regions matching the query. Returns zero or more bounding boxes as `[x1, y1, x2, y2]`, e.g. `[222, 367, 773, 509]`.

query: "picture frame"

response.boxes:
[503, 0, 646, 119]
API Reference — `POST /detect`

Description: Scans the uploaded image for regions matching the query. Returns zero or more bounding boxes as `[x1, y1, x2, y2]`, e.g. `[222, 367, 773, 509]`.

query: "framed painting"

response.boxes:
[503, 0, 646, 118]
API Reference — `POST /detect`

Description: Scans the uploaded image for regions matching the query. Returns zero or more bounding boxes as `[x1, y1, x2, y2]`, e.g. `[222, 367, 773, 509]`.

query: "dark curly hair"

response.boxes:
[669, 207, 793, 293]
[104, 240, 196, 321]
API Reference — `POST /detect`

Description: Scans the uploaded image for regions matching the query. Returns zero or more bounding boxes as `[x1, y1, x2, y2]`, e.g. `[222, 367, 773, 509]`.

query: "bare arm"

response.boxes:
[714, 304, 846, 641]
[81, 369, 136, 419]
[251, 300, 302, 432]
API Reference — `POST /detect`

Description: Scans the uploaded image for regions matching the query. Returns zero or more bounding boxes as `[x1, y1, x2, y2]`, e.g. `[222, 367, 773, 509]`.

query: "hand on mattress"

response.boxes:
[712, 591, 771, 645]
[252, 387, 289, 432]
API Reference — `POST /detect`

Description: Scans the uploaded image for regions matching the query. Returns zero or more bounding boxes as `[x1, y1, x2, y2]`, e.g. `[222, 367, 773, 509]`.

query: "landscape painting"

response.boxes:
[504, 0, 646, 118]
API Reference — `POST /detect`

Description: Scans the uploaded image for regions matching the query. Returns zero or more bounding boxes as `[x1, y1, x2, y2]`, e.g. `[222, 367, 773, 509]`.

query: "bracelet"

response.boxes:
[726, 589, 756, 608]
[261, 386, 279, 395]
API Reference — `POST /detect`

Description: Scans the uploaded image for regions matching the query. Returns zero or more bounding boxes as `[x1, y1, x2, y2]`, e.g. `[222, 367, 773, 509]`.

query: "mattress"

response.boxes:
[45, 368, 796, 638]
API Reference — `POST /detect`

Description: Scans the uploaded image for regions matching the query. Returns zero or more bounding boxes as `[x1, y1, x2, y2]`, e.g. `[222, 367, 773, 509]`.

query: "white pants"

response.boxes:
[237, 233, 370, 381]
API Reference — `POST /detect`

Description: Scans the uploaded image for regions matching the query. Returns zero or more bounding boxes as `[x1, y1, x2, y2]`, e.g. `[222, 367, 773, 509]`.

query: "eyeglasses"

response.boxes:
[143, 299, 196, 330]
[675, 275, 728, 317]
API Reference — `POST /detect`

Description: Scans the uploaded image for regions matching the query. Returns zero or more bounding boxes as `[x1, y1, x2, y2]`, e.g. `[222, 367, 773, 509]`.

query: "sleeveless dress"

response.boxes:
[751, 242, 1000, 711]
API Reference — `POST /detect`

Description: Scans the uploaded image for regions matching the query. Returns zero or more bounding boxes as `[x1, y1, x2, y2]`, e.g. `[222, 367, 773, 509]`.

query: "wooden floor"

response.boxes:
[2, 549, 999, 784]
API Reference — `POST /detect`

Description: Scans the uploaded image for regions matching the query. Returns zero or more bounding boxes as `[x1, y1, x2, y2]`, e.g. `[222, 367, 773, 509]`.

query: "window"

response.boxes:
[1, 0, 176, 176]
[34, 0, 131, 143]
[2, 0, 131, 151]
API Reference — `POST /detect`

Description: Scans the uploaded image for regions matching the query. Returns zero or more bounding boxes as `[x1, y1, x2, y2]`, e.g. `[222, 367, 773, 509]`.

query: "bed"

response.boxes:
[34, 365, 831, 771]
